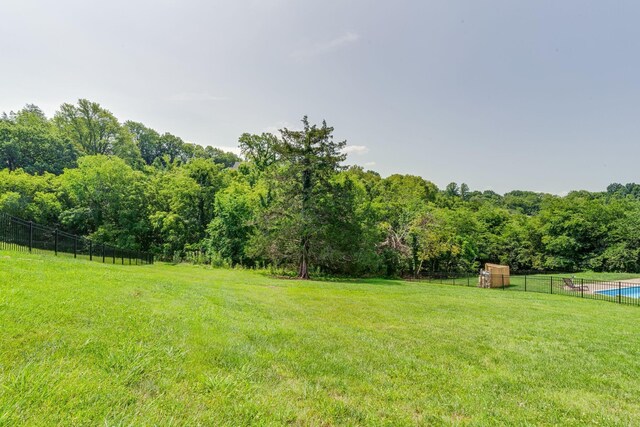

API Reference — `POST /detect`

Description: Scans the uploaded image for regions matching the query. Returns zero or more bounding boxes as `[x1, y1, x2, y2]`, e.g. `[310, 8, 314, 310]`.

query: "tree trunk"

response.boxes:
[298, 236, 310, 279]
[411, 233, 419, 278]
[298, 154, 312, 280]
[414, 259, 424, 280]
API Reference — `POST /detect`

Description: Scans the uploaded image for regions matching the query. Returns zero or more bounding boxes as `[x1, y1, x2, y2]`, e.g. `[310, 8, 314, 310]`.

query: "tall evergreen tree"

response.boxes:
[256, 117, 346, 279]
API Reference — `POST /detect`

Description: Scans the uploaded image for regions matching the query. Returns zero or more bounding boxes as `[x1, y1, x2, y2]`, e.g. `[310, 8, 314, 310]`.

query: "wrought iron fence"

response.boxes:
[0, 212, 153, 265]
[420, 272, 640, 307]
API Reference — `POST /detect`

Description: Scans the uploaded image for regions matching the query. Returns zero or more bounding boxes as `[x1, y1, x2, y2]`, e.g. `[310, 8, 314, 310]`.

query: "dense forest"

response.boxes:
[2, 99, 640, 277]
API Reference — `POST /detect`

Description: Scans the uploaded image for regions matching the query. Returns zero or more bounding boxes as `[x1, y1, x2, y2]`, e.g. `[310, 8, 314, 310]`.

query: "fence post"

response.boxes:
[89, 240, 93, 261]
[102, 243, 105, 263]
[73, 236, 77, 258]
[581, 278, 584, 298]
[524, 275, 527, 292]
[467, 275, 470, 287]
[54, 229, 58, 256]
[550, 276, 553, 294]
[112, 247, 116, 264]
[502, 274, 505, 290]
[121, 251, 124, 265]
[619, 282, 622, 304]
[29, 221, 33, 252]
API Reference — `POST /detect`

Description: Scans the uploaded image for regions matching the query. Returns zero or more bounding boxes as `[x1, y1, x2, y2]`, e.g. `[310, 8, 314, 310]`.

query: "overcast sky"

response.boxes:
[2, 0, 639, 194]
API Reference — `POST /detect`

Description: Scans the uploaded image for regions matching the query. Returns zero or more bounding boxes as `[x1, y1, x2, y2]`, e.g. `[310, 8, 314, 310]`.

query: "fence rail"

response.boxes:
[0, 212, 153, 265]
[420, 272, 640, 307]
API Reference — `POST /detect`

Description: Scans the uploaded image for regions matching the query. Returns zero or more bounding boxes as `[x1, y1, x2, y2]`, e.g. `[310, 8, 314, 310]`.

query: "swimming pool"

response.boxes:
[595, 286, 640, 299]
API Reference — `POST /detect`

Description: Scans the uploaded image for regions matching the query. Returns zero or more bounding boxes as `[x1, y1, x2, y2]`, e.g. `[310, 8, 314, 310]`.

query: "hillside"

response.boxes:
[1, 252, 639, 425]
[5, 103, 640, 278]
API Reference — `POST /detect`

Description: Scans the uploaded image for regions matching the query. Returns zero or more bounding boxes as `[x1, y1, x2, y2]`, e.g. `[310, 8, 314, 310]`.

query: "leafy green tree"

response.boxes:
[206, 181, 257, 265]
[54, 99, 142, 166]
[58, 155, 149, 248]
[146, 166, 205, 258]
[0, 192, 24, 217]
[607, 183, 625, 195]
[445, 182, 460, 197]
[536, 195, 620, 271]
[314, 175, 369, 274]
[157, 133, 186, 164]
[460, 183, 470, 201]
[503, 190, 547, 215]
[0, 169, 61, 222]
[0, 105, 77, 174]
[373, 174, 438, 276]
[202, 146, 242, 168]
[606, 182, 640, 200]
[54, 99, 118, 155]
[488, 214, 540, 271]
[183, 158, 225, 235]
[8, 97, 640, 276]
[239, 133, 279, 171]
[252, 117, 346, 279]
[125, 121, 161, 165]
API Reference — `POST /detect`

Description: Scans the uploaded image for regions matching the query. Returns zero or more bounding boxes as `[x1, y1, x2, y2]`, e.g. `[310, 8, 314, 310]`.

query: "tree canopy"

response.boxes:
[2, 100, 640, 278]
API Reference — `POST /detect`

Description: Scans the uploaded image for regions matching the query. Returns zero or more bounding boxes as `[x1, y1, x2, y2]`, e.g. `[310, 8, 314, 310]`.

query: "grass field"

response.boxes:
[1, 252, 640, 425]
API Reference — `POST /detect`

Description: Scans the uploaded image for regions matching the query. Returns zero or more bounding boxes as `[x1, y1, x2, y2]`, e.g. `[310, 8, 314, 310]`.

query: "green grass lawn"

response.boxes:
[1, 252, 640, 425]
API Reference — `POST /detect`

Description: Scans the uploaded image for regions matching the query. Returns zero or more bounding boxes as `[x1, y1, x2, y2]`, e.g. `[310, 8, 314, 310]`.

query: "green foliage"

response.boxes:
[206, 181, 256, 266]
[59, 155, 148, 248]
[373, 174, 438, 275]
[0, 169, 61, 223]
[3, 100, 640, 275]
[54, 99, 142, 168]
[0, 105, 77, 174]
[238, 132, 279, 171]
[125, 121, 161, 165]
[0, 191, 23, 217]
[504, 190, 547, 215]
[249, 117, 348, 278]
[147, 166, 202, 258]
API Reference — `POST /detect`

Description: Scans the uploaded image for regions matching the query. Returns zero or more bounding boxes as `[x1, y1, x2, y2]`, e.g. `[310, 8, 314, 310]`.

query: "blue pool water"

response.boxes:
[595, 286, 640, 298]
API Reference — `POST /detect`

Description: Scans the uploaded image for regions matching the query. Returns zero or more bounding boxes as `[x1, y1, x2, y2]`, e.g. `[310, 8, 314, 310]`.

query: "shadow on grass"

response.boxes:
[227, 266, 407, 286]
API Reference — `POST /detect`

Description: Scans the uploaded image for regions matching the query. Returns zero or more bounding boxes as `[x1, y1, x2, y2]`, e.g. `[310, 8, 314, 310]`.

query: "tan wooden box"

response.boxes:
[485, 263, 510, 287]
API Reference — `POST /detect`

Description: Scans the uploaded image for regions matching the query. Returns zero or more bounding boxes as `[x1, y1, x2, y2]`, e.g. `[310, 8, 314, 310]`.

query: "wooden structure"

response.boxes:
[484, 263, 510, 288]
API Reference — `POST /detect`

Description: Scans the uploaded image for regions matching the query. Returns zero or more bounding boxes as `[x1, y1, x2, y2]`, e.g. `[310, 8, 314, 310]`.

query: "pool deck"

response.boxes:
[565, 277, 640, 294]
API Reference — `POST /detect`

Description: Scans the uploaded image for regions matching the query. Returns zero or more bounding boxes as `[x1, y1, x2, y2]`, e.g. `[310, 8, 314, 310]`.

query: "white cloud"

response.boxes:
[364, 161, 376, 167]
[291, 31, 361, 60]
[342, 145, 369, 155]
[168, 92, 229, 102]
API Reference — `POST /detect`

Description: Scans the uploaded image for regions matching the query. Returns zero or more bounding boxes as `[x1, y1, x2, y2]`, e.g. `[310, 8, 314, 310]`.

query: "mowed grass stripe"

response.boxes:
[0, 251, 639, 426]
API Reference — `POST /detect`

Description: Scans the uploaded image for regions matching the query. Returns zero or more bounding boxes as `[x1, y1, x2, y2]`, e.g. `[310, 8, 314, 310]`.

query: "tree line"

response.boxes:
[2, 100, 640, 277]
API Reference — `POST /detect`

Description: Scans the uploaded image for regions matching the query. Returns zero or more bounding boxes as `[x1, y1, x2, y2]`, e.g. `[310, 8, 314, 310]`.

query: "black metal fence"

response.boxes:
[0, 212, 153, 265]
[421, 272, 640, 307]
